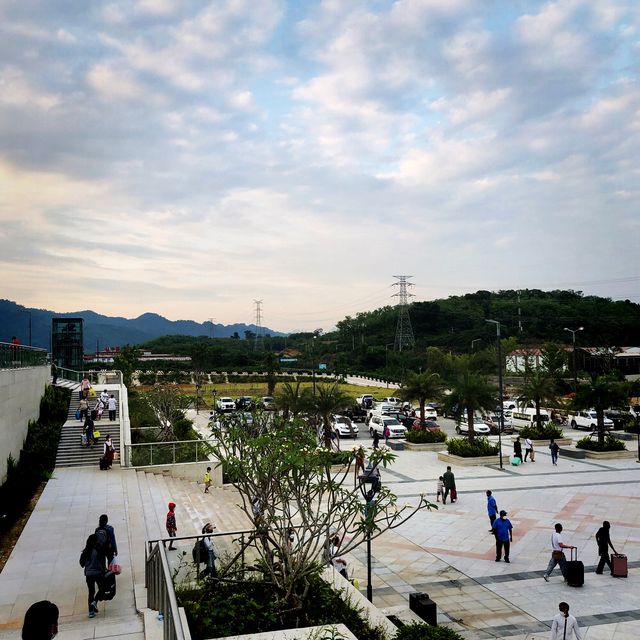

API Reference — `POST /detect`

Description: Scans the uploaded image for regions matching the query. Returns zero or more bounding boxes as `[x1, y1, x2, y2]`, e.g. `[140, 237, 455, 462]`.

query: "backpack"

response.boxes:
[79, 548, 89, 567]
[95, 527, 113, 556]
[192, 538, 208, 564]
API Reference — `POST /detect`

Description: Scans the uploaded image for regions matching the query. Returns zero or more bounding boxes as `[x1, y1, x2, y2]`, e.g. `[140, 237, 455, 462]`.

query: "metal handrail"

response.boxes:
[0, 342, 48, 369]
[126, 438, 216, 466]
[146, 543, 189, 640]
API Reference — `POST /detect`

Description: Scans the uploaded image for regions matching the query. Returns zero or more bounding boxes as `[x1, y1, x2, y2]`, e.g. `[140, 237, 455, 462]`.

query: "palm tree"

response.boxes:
[446, 369, 496, 443]
[516, 368, 558, 429]
[573, 375, 629, 446]
[398, 371, 442, 424]
[308, 382, 352, 448]
[274, 381, 307, 422]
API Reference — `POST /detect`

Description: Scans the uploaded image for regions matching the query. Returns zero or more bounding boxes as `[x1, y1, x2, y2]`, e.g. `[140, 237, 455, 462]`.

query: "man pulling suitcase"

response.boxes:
[595, 521, 626, 577]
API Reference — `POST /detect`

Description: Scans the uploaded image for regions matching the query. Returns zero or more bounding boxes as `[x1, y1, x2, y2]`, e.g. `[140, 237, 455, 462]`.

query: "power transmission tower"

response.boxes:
[392, 276, 415, 351]
[253, 300, 264, 351]
[208, 317, 215, 339]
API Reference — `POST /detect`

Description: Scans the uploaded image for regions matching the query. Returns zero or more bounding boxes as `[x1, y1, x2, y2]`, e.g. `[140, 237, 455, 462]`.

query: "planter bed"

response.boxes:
[581, 449, 637, 460]
[404, 441, 447, 452]
[437, 452, 501, 466]
[558, 447, 586, 459]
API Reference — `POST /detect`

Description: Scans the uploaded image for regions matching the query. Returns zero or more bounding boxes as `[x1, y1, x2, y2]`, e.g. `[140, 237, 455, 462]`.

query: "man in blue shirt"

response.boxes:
[492, 510, 513, 563]
[486, 490, 498, 532]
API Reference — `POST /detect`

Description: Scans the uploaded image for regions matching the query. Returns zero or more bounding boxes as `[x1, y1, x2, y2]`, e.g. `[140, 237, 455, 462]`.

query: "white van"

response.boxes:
[511, 408, 551, 431]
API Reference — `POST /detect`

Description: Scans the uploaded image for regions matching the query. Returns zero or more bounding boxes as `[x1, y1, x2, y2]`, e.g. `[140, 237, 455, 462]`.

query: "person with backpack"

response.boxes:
[79, 534, 105, 618]
[103, 436, 115, 470]
[95, 514, 117, 565]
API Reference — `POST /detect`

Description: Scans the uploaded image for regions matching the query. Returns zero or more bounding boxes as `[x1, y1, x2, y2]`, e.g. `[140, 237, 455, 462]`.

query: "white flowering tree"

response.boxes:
[208, 414, 434, 610]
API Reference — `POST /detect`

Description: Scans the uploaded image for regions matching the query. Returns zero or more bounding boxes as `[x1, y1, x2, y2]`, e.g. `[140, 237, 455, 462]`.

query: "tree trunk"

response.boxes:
[535, 398, 541, 431]
[419, 400, 425, 423]
[597, 408, 605, 446]
[467, 406, 475, 444]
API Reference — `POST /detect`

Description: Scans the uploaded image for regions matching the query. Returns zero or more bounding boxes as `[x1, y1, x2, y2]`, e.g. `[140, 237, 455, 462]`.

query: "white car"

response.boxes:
[380, 397, 402, 406]
[455, 418, 491, 436]
[332, 415, 359, 439]
[261, 396, 276, 410]
[216, 396, 235, 412]
[368, 415, 407, 439]
[569, 411, 614, 431]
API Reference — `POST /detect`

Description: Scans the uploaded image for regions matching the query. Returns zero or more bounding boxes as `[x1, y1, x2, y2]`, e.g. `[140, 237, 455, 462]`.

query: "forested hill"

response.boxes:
[0, 299, 284, 351]
[334, 290, 640, 350]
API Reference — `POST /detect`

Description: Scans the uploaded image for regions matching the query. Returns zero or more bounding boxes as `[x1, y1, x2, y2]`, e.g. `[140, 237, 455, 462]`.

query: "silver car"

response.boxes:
[456, 418, 491, 435]
[332, 415, 359, 439]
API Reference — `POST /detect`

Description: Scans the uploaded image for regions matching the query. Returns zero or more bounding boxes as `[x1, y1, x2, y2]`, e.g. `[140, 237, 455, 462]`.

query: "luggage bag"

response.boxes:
[450, 487, 458, 502]
[100, 571, 116, 600]
[566, 547, 584, 587]
[99, 457, 109, 470]
[611, 553, 628, 578]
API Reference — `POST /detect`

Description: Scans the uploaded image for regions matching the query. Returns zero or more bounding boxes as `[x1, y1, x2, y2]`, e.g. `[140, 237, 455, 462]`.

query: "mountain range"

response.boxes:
[0, 300, 285, 351]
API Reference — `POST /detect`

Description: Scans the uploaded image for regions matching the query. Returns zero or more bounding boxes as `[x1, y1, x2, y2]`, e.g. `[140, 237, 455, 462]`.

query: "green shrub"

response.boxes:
[519, 424, 564, 440]
[624, 421, 640, 434]
[395, 622, 464, 640]
[330, 450, 354, 465]
[173, 418, 195, 440]
[576, 435, 626, 451]
[178, 572, 385, 640]
[405, 430, 447, 444]
[446, 437, 500, 457]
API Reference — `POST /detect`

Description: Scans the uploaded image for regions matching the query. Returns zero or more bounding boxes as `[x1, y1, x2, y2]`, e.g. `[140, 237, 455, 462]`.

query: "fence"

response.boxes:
[57, 367, 123, 385]
[0, 342, 48, 369]
[125, 439, 215, 466]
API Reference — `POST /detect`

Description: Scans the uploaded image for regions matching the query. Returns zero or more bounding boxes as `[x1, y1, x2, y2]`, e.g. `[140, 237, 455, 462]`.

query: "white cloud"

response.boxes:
[86, 63, 147, 101]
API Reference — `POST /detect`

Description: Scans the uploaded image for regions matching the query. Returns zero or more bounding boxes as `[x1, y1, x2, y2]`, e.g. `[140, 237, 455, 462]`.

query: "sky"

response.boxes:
[1, 0, 639, 333]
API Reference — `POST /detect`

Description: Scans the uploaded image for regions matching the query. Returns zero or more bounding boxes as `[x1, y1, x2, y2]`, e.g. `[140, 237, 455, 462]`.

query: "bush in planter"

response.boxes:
[446, 437, 500, 457]
[395, 622, 464, 640]
[405, 430, 447, 444]
[519, 424, 564, 440]
[624, 421, 640, 434]
[576, 435, 626, 452]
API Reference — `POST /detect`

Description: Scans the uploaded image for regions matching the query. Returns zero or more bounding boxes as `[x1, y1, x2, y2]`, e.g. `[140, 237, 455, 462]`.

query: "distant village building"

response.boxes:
[84, 347, 191, 364]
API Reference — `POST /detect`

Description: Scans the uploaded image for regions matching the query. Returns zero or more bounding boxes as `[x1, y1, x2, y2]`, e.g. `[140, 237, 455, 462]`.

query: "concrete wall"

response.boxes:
[135, 460, 223, 486]
[0, 366, 50, 483]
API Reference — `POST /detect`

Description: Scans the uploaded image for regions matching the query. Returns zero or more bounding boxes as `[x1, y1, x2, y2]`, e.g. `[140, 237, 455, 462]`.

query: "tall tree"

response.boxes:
[573, 375, 630, 446]
[308, 382, 352, 448]
[516, 366, 558, 428]
[398, 371, 442, 424]
[144, 385, 191, 440]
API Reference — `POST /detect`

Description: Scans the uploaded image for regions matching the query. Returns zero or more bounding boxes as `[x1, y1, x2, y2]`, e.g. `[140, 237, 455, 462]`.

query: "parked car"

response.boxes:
[331, 415, 359, 438]
[410, 419, 442, 432]
[216, 396, 236, 412]
[485, 414, 514, 435]
[368, 415, 407, 439]
[379, 397, 402, 406]
[604, 408, 631, 429]
[343, 405, 368, 422]
[260, 396, 276, 410]
[455, 418, 491, 436]
[356, 394, 374, 408]
[569, 410, 614, 431]
[235, 396, 253, 410]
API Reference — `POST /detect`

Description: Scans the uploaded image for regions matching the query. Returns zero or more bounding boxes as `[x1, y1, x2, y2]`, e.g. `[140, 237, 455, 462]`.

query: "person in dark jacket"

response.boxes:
[22, 600, 58, 640]
[595, 521, 618, 574]
[80, 534, 106, 618]
[513, 437, 523, 462]
[96, 514, 118, 564]
[84, 415, 95, 448]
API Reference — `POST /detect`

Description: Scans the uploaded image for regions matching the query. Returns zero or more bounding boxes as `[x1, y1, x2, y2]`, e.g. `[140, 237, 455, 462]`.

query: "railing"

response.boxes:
[57, 367, 123, 385]
[0, 342, 48, 369]
[126, 439, 215, 466]
[146, 542, 189, 640]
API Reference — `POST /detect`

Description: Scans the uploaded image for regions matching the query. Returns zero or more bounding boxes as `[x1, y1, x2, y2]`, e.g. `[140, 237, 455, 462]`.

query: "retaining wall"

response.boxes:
[0, 366, 49, 483]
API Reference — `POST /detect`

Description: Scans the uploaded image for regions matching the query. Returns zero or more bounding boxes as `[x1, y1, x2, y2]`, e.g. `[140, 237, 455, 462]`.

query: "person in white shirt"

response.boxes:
[524, 437, 535, 462]
[544, 523, 575, 582]
[201, 523, 217, 577]
[108, 395, 117, 421]
[100, 389, 109, 404]
[549, 602, 583, 640]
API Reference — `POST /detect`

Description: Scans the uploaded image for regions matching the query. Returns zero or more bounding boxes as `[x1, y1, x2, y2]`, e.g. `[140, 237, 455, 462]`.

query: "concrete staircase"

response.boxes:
[55, 388, 121, 467]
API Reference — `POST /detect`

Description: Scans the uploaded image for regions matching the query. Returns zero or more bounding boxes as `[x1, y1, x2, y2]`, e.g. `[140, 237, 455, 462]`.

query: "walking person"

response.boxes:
[372, 429, 380, 449]
[203, 467, 212, 493]
[442, 466, 456, 504]
[200, 523, 217, 578]
[81, 375, 91, 399]
[84, 414, 95, 448]
[51, 362, 58, 386]
[524, 437, 534, 462]
[103, 435, 115, 469]
[79, 534, 106, 618]
[436, 476, 444, 503]
[330, 535, 349, 579]
[486, 490, 498, 531]
[493, 510, 513, 563]
[166, 502, 177, 550]
[21, 600, 58, 640]
[513, 437, 523, 463]
[543, 523, 575, 582]
[549, 439, 560, 465]
[108, 395, 117, 421]
[79, 397, 89, 421]
[95, 514, 117, 565]
[595, 521, 617, 574]
[549, 602, 583, 640]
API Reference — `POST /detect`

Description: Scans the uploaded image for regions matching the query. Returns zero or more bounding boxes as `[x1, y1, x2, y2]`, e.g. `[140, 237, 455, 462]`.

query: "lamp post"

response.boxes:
[471, 338, 482, 352]
[485, 320, 504, 470]
[312, 335, 317, 396]
[385, 343, 394, 387]
[564, 327, 584, 389]
[358, 463, 381, 602]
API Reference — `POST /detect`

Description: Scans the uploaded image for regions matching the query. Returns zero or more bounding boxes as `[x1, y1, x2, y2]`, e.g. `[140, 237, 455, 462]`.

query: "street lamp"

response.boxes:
[312, 335, 317, 396]
[564, 327, 584, 389]
[385, 343, 394, 387]
[471, 338, 482, 352]
[358, 462, 381, 602]
[485, 320, 504, 470]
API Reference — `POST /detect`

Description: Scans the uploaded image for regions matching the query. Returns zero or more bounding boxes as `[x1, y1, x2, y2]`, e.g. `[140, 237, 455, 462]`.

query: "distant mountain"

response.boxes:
[0, 300, 285, 351]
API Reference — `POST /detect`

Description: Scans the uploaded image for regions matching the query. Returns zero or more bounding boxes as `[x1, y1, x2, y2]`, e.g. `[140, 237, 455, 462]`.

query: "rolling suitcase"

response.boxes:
[91, 409, 98, 420]
[99, 457, 109, 470]
[611, 553, 628, 577]
[565, 547, 584, 587]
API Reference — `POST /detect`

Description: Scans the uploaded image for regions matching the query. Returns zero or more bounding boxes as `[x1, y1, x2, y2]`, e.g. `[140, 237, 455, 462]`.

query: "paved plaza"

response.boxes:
[0, 406, 638, 640]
